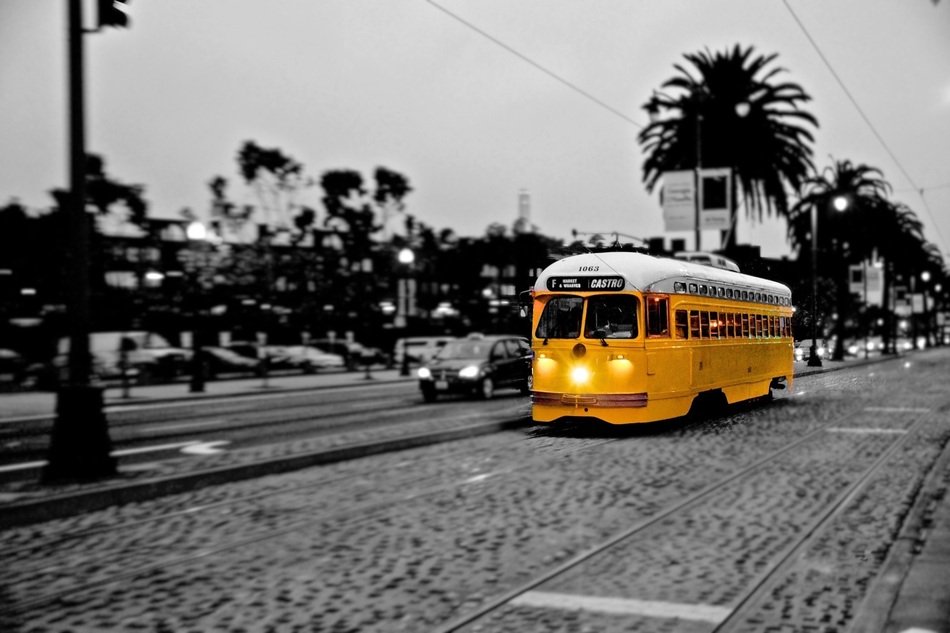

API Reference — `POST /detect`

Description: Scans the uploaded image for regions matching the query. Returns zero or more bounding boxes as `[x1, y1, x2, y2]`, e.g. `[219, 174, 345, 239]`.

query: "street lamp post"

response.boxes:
[921, 270, 932, 347]
[44, 0, 117, 481]
[806, 195, 849, 367]
[397, 247, 415, 376]
[187, 221, 208, 393]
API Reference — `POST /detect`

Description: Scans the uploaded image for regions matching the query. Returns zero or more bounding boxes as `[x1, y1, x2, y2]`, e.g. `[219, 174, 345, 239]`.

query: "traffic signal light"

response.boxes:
[98, 0, 131, 28]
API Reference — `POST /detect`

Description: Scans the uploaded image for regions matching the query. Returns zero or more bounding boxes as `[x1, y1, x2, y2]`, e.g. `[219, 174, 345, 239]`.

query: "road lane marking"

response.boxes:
[0, 439, 229, 473]
[864, 407, 929, 413]
[0, 460, 47, 474]
[180, 440, 230, 455]
[510, 591, 732, 623]
[827, 427, 908, 435]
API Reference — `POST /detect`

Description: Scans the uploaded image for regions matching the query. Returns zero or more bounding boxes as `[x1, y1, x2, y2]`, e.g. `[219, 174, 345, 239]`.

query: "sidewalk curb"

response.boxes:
[0, 416, 531, 529]
[846, 432, 950, 633]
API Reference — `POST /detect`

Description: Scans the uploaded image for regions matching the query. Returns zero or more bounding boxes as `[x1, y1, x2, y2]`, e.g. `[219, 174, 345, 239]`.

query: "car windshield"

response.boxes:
[434, 340, 492, 360]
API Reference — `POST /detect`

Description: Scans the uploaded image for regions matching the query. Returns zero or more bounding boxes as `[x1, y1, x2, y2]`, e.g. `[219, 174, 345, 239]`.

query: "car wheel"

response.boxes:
[479, 376, 495, 400]
[421, 384, 437, 403]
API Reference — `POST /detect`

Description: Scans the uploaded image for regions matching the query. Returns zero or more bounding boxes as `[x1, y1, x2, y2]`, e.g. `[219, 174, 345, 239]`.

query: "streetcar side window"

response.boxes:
[726, 312, 735, 338]
[584, 295, 639, 339]
[741, 313, 750, 337]
[646, 296, 670, 337]
[700, 312, 710, 338]
[690, 310, 701, 338]
[675, 310, 688, 338]
[708, 311, 720, 339]
[535, 295, 583, 339]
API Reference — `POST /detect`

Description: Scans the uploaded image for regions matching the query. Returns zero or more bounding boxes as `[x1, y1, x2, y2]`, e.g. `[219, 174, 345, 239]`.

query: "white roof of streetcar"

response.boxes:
[534, 252, 792, 304]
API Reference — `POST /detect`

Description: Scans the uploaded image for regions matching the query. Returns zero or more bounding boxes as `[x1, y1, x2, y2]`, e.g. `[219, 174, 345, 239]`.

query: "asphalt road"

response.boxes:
[1, 349, 949, 632]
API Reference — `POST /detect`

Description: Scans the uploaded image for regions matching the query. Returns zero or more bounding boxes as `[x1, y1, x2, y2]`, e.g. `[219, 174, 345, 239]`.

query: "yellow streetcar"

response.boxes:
[530, 251, 794, 425]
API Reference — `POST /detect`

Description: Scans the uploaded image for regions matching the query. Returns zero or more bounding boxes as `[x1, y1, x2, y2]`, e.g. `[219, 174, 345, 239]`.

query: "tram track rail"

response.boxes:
[0, 401, 532, 528]
[429, 401, 944, 633]
[1, 430, 621, 617]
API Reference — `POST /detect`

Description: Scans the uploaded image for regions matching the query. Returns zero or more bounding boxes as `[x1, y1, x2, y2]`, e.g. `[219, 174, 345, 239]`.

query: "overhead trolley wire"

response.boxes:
[423, 0, 644, 130]
[782, 0, 948, 249]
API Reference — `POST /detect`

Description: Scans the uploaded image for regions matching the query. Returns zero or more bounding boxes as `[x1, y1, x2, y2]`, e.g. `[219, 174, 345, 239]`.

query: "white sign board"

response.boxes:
[660, 170, 696, 232]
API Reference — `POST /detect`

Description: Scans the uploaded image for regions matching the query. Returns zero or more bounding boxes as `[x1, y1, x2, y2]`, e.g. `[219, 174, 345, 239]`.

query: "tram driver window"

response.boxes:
[646, 296, 670, 337]
[584, 295, 639, 339]
[535, 295, 583, 339]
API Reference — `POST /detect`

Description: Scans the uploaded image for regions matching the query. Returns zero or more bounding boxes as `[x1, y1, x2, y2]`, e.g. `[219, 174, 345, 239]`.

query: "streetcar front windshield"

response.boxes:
[535, 294, 639, 340]
[535, 296, 583, 339]
[585, 295, 639, 339]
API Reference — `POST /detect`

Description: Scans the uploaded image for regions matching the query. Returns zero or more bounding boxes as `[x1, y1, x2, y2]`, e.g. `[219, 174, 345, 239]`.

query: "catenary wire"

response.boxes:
[781, 0, 948, 250]
[423, 0, 644, 130]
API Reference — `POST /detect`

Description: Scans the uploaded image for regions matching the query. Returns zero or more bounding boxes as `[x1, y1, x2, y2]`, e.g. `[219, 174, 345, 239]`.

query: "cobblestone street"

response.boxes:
[2, 350, 949, 632]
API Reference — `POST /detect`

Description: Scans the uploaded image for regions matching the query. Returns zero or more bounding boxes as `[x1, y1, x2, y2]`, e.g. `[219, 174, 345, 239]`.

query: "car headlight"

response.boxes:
[417, 367, 431, 379]
[458, 365, 480, 379]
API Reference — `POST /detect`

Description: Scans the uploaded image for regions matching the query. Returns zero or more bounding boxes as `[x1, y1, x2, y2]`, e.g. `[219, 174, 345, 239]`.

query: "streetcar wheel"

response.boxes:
[479, 377, 495, 400]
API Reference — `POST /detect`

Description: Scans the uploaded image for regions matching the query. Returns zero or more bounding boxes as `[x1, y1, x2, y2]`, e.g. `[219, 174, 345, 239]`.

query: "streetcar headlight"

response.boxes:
[417, 367, 431, 379]
[459, 365, 480, 379]
[571, 366, 590, 384]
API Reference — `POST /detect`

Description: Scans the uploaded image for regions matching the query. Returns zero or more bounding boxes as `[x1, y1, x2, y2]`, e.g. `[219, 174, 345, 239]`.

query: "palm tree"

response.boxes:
[787, 159, 892, 359]
[639, 44, 818, 248]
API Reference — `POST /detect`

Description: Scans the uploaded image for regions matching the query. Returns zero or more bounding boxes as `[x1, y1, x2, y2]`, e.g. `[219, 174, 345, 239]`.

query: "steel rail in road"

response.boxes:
[0, 419, 617, 617]
[431, 400, 942, 633]
[0, 406, 531, 529]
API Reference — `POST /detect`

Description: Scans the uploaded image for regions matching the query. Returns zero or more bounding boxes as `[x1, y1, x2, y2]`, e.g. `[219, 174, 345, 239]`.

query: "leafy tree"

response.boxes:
[639, 44, 818, 247]
[787, 159, 892, 358]
[49, 153, 149, 229]
[236, 140, 314, 239]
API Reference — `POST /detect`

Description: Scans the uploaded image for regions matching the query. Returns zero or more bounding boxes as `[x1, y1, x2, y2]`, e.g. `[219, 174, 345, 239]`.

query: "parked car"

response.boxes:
[309, 339, 389, 370]
[794, 339, 827, 362]
[225, 342, 302, 374]
[53, 331, 191, 384]
[279, 345, 346, 373]
[417, 333, 531, 402]
[0, 348, 27, 388]
[394, 336, 456, 367]
[202, 346, 260, 378]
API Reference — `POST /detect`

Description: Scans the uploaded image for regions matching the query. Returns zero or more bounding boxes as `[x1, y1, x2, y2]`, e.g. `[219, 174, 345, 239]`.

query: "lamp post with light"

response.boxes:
[186, 221, 210, 393]
[806, 194, 849, 367]
[397, 247, 415, 376]
[920, 270, 932, 347]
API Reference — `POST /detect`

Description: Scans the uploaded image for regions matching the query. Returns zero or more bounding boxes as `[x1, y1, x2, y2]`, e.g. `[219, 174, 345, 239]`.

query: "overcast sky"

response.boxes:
[2, 0, 948, 259]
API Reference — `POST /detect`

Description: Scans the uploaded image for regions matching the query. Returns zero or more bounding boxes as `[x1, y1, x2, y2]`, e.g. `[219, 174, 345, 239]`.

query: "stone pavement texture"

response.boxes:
[1, 354, 948, 633]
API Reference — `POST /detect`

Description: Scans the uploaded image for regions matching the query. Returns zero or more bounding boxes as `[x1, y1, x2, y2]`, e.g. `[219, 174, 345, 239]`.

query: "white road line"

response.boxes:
[0, 460, 47, 474]
[827, 427, 908, 435]
[864, 406, 930, 413]
[510, 591, 732, 623]
[0, 439, 224, 473]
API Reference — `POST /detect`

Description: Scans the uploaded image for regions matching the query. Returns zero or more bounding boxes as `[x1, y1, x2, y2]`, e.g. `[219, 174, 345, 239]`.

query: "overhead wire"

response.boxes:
[422, 0, 644, 129]
[781, 0, 948, 251]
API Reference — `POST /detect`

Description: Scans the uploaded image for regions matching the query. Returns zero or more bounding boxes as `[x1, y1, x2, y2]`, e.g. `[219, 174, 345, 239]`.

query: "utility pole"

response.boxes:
[43, 0, 118, 481]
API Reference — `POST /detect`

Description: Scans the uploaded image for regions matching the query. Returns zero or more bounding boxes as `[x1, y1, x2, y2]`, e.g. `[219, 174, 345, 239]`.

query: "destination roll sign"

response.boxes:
[546, 276, 626, 291]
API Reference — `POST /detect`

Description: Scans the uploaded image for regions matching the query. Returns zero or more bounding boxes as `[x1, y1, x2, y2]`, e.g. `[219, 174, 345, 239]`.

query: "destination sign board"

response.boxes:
[546, 276, 625, 291]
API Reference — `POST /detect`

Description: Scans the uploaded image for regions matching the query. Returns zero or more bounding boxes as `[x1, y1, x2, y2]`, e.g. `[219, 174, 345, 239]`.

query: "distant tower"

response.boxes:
[514, 189, 532, 233]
